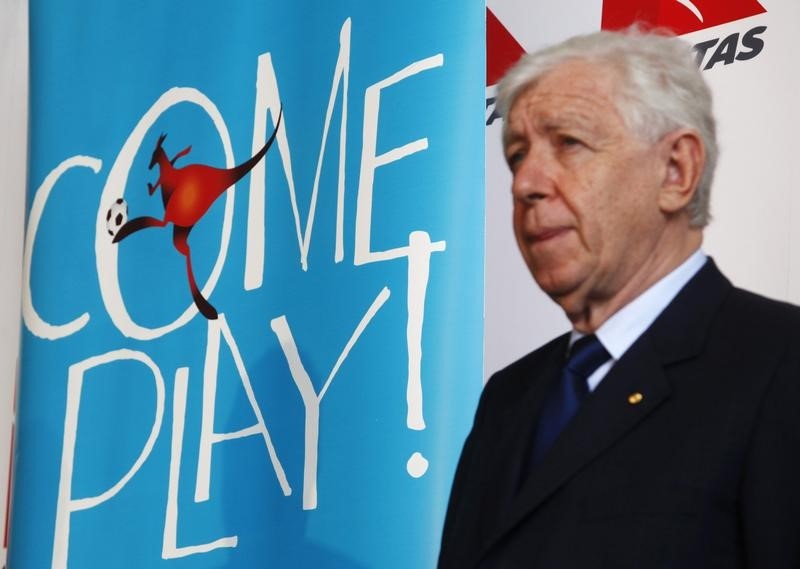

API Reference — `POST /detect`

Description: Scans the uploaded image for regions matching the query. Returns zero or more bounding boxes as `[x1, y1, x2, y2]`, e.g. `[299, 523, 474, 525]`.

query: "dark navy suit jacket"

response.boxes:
[439, 260, 800, 568]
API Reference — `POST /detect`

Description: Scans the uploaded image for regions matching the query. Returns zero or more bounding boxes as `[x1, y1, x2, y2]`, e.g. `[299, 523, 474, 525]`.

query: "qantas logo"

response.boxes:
[487, 1, 768, 87]
[486, 2, 769, 124]
[601, 0, 767, 35]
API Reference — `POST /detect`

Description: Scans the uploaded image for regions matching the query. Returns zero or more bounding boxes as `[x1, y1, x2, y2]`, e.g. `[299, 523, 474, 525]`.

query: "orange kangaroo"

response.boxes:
[113, 109, 283, 320]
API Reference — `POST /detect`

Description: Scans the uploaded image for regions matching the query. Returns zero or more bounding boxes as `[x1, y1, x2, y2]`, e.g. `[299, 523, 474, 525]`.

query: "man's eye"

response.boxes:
[559, 135, 583, 148]
[506, 150, 525, 170]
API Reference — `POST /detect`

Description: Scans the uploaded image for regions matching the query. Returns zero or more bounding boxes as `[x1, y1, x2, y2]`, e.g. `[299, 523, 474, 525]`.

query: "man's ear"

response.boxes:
[657, 128, 705, 214]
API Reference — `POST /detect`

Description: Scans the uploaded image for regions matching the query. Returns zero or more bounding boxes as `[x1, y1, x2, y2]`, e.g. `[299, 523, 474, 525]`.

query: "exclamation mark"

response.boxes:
[406, 329, 428, 478]
[405, 231, 436, 478]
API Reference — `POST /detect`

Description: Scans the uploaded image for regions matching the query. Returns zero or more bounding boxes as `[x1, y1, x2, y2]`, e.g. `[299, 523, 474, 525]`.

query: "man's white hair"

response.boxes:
[497, 28, 717, 228]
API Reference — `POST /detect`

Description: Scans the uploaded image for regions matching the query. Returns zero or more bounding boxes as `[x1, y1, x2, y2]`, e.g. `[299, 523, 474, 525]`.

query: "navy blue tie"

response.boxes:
[530, 334, 611, 466]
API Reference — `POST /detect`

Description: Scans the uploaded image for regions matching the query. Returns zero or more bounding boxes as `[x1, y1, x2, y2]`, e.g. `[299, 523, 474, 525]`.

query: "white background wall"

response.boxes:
[0, 0, 28, 564]
[484, 0, 800, 377]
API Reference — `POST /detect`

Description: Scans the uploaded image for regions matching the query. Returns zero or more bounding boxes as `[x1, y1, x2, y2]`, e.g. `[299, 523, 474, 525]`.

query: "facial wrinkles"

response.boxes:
[517, 99, 652, 295]
[504, 61, 692, 331]
[507, 88, 626, 168]
[522, 81, 619, 123]
[511, 103, 618, 241]
[510, 135, 570, 253]
[512, 143, 566, 237]
[588, 149, 662, 302]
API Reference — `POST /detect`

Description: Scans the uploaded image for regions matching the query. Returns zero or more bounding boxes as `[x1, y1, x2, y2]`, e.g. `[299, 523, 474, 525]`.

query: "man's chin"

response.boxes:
[532, 271, 592, 315]
[531, 268, 583, 299]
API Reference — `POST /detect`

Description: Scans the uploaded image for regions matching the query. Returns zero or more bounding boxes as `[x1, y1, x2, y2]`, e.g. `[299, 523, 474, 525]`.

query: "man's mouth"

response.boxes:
[528, 227, 570, 244]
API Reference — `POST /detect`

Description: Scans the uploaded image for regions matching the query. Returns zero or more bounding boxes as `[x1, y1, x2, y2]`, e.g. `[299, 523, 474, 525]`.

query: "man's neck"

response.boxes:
[569, 229, 703, 333]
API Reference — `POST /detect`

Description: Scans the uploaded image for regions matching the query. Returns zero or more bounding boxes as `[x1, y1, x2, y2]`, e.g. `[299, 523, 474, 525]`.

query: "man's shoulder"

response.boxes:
[715, 285, 800, 347]
[725, 285, 800, 323]
[690, 258, 800, 324]
[652, 259, 800, 351]
[662, 275, 800, 381]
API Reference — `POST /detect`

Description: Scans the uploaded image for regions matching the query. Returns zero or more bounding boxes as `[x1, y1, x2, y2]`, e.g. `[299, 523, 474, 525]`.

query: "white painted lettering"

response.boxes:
[270, 286, 390, 509]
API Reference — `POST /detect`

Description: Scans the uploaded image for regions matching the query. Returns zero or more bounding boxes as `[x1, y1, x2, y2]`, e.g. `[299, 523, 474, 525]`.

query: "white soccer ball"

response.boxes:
[106, 198, 128, 237]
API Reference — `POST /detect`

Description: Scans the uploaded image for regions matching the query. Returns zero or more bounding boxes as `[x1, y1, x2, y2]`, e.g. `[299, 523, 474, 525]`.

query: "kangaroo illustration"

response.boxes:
[112, 108, 283, 320]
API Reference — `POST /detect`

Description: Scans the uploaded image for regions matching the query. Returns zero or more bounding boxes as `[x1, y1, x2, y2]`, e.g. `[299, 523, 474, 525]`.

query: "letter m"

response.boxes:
[245, 18, 351, 288]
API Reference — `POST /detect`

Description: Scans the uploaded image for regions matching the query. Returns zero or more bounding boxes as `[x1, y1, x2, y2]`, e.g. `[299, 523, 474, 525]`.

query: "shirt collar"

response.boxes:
[570, 249, 707, 360]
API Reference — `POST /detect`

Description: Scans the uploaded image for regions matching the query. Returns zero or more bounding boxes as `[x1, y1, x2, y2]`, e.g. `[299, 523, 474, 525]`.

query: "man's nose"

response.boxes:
[511, 153, 556, 204]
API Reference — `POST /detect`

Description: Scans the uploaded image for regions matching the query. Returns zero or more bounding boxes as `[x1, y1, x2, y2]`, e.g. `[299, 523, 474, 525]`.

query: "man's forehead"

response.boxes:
[505, 61, 625, 138]
[509, 96, 602, 127]
[512, 62, 620, 113]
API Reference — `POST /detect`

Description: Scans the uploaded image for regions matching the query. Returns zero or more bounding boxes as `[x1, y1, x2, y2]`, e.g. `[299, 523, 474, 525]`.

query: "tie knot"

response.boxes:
[566, 335, 611, 379]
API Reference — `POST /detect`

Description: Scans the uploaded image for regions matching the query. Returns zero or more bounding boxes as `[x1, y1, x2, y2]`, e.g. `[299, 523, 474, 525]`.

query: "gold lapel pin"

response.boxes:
[628, 392, 644, 405]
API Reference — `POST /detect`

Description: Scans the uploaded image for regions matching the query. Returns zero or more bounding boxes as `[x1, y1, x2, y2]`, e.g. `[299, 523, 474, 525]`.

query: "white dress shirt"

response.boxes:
[569, 249, 708, 392]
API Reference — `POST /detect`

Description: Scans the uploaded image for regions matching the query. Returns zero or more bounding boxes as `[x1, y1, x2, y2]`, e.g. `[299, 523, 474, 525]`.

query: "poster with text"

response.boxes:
[9, 2, 485, 568]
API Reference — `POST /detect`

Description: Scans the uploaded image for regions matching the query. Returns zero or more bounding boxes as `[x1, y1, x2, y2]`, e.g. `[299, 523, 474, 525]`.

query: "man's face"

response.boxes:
[504, 59, 670, 322]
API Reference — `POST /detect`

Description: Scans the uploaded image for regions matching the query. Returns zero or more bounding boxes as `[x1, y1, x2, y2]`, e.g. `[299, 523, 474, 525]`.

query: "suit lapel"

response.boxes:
[479, 336, 671, 560]
[476, 339, 567, 534]
[477, 259, 733, 564]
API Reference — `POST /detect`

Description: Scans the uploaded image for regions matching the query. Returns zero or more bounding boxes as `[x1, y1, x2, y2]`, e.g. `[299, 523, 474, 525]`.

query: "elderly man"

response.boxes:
[439, 29, 800, 568]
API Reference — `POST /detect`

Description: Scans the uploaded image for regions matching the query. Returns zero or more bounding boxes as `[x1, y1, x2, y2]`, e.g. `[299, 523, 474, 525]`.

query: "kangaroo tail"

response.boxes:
[228, 105, 283, 185]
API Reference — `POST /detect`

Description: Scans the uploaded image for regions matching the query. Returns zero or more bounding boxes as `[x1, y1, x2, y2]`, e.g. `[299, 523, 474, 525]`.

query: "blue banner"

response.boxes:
[11, 2, 484, 568]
